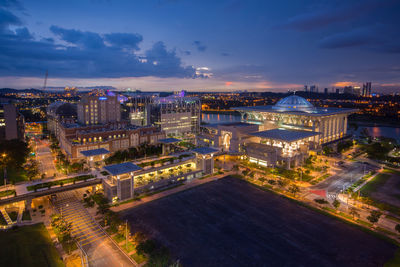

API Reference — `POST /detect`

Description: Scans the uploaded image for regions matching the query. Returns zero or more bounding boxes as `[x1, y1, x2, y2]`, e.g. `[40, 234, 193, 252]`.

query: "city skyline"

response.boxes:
[1, 0, 400, 92]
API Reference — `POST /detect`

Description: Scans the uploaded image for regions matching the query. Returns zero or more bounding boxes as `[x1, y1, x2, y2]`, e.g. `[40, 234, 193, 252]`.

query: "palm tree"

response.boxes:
[349, 207, 359, 220]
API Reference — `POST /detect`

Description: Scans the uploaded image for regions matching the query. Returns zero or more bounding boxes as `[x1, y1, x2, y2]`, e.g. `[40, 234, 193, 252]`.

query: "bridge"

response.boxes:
[0, 178, 102, 206]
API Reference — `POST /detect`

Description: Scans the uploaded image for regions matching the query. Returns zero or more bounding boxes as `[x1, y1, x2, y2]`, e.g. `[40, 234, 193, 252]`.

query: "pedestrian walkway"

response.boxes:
[52, 191, 135, 267]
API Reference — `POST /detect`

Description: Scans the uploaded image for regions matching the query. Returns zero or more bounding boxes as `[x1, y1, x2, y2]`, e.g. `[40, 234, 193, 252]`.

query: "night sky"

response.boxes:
[1, 0, 400, 92]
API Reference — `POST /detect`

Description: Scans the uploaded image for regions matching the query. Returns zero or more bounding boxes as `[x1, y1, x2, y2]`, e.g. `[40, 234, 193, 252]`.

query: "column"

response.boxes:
[344, 116, 348, 135]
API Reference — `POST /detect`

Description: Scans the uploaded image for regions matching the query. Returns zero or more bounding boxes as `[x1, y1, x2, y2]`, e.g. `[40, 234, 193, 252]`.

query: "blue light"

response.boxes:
[99, 97, 108, 100]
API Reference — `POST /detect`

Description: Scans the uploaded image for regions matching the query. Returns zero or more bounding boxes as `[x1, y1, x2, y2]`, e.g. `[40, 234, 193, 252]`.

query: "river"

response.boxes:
[202, 113, 400, 142]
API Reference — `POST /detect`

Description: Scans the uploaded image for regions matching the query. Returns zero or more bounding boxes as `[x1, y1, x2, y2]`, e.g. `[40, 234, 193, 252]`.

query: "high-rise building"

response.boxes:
[310, 85, 318, 93]
[362, 82, 372, 97]
[324, 88, 328, 94]
[304, 85, 308, 92]
[77, 94, 121, 125]
[125, 91, 201, 137]
[343, 86, 354, 94]
[149, 93, 201, 137]
[0, 101, 25, 141]
[353, 86, 361, 96]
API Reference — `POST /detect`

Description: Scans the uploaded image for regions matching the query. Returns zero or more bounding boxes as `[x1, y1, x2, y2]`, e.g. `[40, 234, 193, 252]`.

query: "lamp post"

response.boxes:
[2, 153, 7, 189]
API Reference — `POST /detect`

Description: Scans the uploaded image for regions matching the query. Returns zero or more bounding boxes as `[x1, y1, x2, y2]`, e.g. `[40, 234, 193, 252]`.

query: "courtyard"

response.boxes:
[121, 176, 398, 267]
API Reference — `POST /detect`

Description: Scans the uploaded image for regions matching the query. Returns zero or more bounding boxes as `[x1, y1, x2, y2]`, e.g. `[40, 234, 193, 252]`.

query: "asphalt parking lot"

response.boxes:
[122, 176, 397, 267]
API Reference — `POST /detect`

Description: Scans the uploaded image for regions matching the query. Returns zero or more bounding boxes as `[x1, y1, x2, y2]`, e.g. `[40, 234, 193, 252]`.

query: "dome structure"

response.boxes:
[272, 95, 315, 113]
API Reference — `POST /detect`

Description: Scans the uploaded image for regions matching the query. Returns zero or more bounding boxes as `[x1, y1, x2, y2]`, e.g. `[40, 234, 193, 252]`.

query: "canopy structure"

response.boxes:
[80, 148, 110, 157]
[248, 129, 320, 143]
[103, 162, 142, 176]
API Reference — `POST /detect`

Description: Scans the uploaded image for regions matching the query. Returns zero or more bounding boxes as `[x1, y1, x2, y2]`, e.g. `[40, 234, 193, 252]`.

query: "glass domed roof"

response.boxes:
[272, 95, 315, 113]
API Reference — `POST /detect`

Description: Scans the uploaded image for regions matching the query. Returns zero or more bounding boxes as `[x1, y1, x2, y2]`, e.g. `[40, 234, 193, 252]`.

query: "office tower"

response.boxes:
[362, 82, 372, 97]
[324, 88, 328, 94]
[77, 94, 121, 125]
[149, 92, 201, 137]
[353, 86, 361, 96]
[336, 88, 340, 94]
[304, 85, 308, 92]
[0, 102, 25, 141]
[343, 86, 354, 94]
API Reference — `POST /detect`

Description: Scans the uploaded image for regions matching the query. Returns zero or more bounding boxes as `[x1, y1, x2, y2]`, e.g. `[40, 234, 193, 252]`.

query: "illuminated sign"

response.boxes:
[99, 97, 108, 100]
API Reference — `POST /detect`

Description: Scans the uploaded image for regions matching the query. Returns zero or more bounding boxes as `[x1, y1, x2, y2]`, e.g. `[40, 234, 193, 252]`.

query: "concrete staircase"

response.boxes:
[0, 208, 13, 225]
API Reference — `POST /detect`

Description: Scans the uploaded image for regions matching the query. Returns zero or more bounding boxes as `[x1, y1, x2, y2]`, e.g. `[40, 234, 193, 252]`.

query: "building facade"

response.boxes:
[0, 102, 25, 141]
[77, 95, 121, 125]
[57, 121, 165, 160]
[233, 95, 357, 145]
[126, 92, 201, 137]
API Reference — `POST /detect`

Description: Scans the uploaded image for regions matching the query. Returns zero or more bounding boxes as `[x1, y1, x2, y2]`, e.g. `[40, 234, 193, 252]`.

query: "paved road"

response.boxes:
[53, 191, 134, 267]
[34, 137, 57, 178]
[311, 161, 377, 195]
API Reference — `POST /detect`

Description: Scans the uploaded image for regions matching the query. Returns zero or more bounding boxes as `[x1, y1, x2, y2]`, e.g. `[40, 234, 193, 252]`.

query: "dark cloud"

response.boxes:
[281, 1, 383, 31]
[184, 50, 191, 55]
[319, 25, 400, 53]
[50, 26, 105, 49]
[0, 7, 198, 79]
[104, 32, 143, 50]
[193, 40, 207, 52]
[221, 52, 230, 56]
[0, 8, 21, 30]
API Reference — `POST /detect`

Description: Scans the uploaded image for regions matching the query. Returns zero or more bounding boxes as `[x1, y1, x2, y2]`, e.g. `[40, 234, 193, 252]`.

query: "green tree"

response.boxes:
[288, 184, 300, 197]
[332, 199, 341, 210]
[367, 210, 383, 226]
[349, 207, 359, 220]
[395, 224, 400, 235]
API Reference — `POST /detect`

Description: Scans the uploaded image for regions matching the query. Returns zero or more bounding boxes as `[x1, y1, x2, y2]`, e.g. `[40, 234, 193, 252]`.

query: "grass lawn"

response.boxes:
[0, 168, 28, 186]
[360, 172, 391, 196]
[131, 252, 147, 264]
[0, 223, 64, 267]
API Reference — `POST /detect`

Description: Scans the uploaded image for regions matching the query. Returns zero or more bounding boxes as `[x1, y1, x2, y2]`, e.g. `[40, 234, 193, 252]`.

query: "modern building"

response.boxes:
[102, 152, 204, 202]
[77, 94, 121, 125]
[194, 94, 357, 169]
[362, 82, 372, 97]
[57, 121, 164, 160]
[126, 92, 201, 137]
[150, 94, 201, 136]
[0, 101, 25, 141]
[233, 94, 357, 145]
[47, 101, 77, 136]
[125, 93, 158, 126]
[197, 122, 259, 153]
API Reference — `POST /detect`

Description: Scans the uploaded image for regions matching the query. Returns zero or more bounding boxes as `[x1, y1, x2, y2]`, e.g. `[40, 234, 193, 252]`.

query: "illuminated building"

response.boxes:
[127, 91, 201, 137]
[77, 94, 121, 125]
[0, 101, 25, 141]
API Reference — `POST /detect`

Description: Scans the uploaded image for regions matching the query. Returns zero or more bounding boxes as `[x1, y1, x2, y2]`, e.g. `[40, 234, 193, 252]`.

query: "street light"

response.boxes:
[1, 153, 7, 188]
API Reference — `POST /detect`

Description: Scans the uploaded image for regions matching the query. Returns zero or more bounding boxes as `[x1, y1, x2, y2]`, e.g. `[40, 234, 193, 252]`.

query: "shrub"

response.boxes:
[314, 198, 328, 205]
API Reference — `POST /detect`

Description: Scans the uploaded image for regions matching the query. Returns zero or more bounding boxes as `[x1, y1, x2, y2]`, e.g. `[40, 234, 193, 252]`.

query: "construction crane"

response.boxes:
[43, 70, 48, 91]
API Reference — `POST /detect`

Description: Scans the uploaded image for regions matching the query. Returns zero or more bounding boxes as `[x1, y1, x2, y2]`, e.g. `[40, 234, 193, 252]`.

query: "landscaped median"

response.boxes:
[0, 189, 16, 198]
[27, 174, 95, 192]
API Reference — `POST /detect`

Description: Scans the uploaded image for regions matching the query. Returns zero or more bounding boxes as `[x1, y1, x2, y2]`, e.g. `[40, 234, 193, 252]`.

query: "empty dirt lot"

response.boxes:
[122, 176, 397, 267]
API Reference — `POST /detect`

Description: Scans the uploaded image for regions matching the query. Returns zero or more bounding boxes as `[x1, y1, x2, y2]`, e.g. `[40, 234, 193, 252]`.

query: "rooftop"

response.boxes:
[233, 105, 357, 116]
[80, 148, 110, 157]
[158, 138, 181, 144]
[202, 122, 255, 129]
[103, 162, 142, 176]
[191, 147, 219, 155]
[248, 128, 320, 142]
